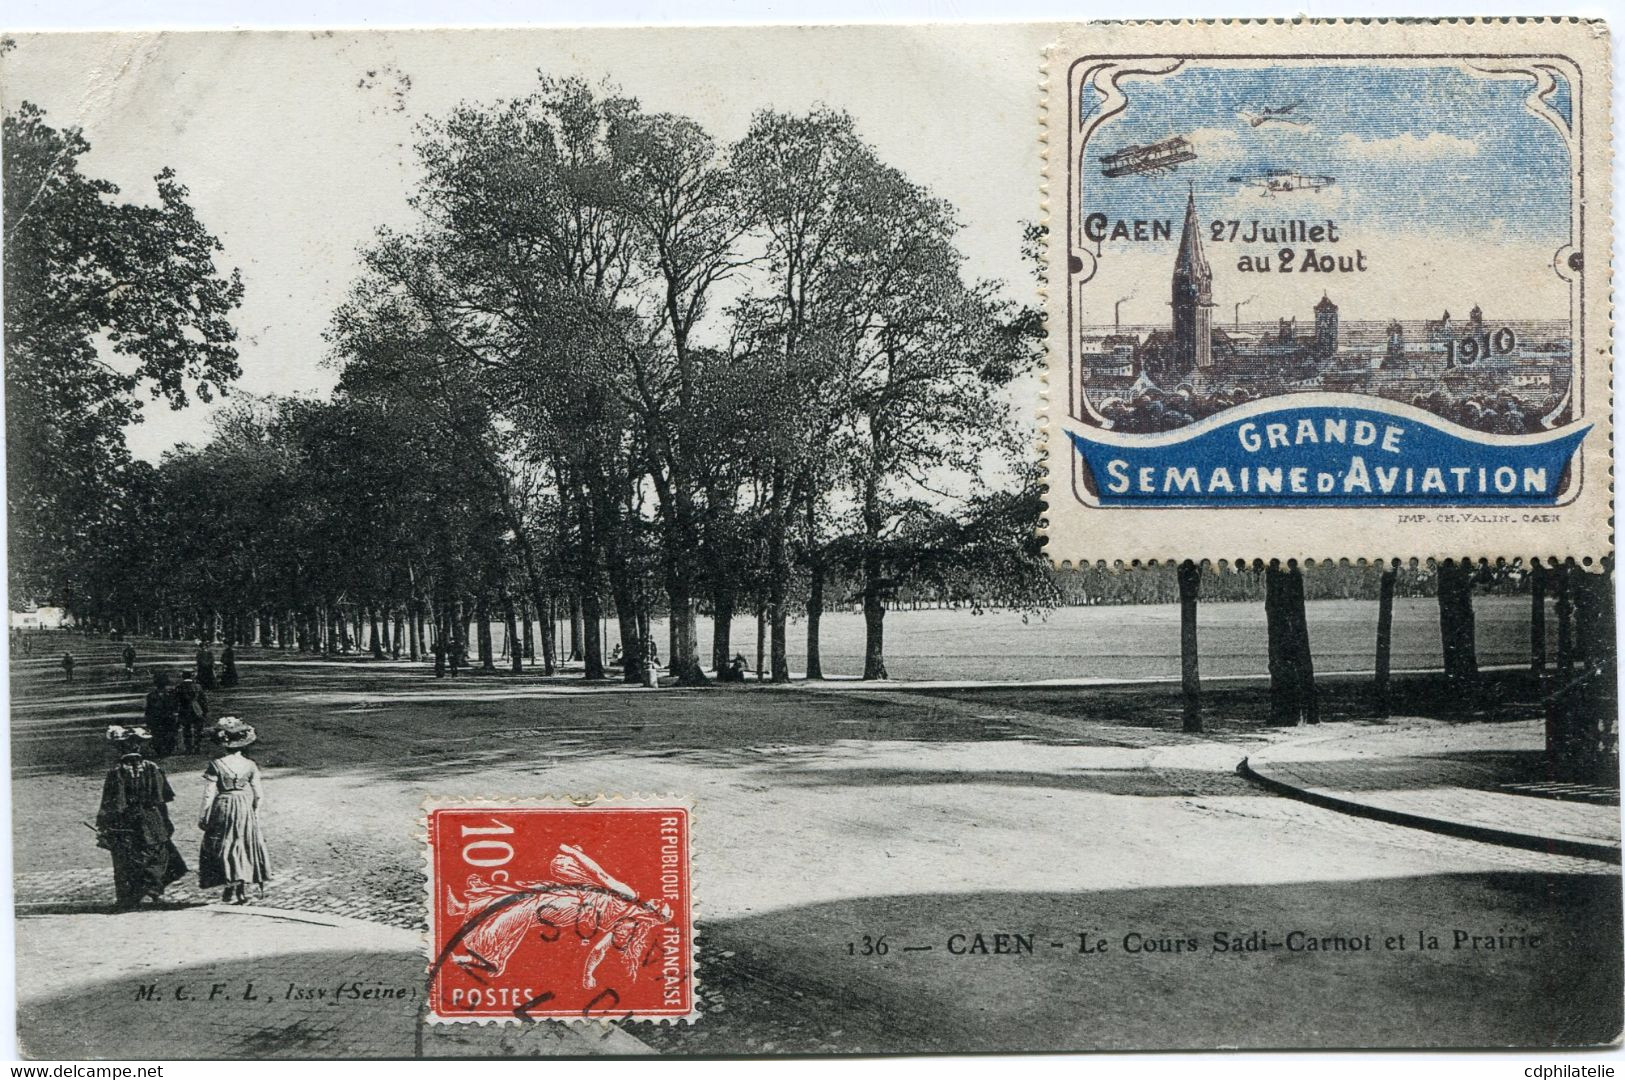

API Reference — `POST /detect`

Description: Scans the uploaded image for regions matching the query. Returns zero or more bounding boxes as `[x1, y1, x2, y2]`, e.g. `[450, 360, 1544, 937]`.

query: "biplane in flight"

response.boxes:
[1239, 102, 1309, 128]
[1227, 167, 1335, 196]
[1099, 136, 1197, 178]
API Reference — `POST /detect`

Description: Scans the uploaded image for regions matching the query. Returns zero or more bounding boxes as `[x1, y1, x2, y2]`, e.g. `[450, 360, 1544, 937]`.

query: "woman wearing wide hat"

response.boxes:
[96, 726, 188, 910]
[196, 717, 271, 904]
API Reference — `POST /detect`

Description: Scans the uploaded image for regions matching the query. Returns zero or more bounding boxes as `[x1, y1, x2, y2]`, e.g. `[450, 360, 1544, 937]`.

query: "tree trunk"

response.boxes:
[862, 591, 888, 681]
[613, 589, 642, 684]
[569, 595, 584, 662]
[768, 573, 790, 683]
[522, 604, 535, 664]
[540, 595, 556, 676]
[504, 592, 522, 674]
[665, 581, 704, 684]
[451, 599, 467, 666]
[1178, 560, 1201, 733]
[712, 585, 734, 673]
[806, 565, 825, 681]
[1375, 563, 1397, 716]
[1530, 561, 1548, 675]
[1288, 566, 1318, 724]
[1265, 563, 1315, 725]
[581, 594, 606, 680]
[767, 483, 791, 683]
[1574, 565, 1617, 766]
[477, 594, 495, 671]
[755, 603, 766, 682]
[1436, 560, 1479, 700]
[1556, 562, 1574, 672]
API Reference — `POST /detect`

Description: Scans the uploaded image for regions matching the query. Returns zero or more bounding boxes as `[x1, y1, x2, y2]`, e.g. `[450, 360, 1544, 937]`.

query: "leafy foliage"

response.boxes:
[3, 103, 243, 600]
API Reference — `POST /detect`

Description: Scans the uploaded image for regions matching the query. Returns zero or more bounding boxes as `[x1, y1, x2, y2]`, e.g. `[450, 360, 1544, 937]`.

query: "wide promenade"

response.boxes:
[11, 636, 1619, 1056]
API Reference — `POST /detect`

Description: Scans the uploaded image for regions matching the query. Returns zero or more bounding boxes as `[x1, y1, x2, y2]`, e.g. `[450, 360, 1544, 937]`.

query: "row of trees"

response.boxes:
[4, 103, 243, 607]
[7, 87, 1611, 746]
[6, 82, 1053, 683]
[1173, 556, 1614, 749]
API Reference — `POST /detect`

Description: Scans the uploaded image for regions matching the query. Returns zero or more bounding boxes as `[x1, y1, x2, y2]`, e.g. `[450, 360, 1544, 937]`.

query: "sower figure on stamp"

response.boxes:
[96, 725, 188, 911]
[197, 717, 271, 904]
[144, 672, 179, 758]
[174, 671, 209, 754]
[446, 843, 671, 988]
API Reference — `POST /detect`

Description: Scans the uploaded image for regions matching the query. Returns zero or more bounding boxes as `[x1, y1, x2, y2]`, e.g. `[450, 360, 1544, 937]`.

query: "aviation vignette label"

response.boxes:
[1041, 20, 1613, 564]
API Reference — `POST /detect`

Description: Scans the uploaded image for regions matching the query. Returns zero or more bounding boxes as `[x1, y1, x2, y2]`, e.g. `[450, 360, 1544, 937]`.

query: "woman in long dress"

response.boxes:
[97, 726, 188, 910]
[197, 717, 270, 903]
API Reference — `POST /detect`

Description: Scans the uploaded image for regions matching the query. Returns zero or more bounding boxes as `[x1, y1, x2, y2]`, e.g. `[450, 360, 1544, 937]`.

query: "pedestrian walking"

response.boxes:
[96, 725, 188, 911]
[220, 643, 239, 688]
[61, 652, 75, 683]
[197, 717, 270, 904]
[143, 673, 179, 757]
[195, 641, 216, 690]
[174, 672, 209, 754]
[121, 643, 137, 681]
[433, 638, 446, 678]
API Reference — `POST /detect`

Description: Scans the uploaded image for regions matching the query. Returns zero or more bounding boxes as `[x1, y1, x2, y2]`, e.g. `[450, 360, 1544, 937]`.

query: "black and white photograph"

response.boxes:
[0, 18, 1618, 1062]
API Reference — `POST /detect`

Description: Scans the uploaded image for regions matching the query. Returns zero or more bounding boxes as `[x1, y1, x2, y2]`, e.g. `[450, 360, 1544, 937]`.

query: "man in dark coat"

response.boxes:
[97, 727, 187, 910]
[173, 672, 209, 754]
[121, 643, 137, 680]
[61, 652, 75, 683]
[220, 644, 239, 687]
[144, 673, 179, 757]
[195, 642, 216, 690]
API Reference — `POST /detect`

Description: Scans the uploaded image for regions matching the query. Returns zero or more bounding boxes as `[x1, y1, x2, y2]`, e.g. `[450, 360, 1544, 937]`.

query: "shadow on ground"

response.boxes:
[641, 870, 1623, 1054]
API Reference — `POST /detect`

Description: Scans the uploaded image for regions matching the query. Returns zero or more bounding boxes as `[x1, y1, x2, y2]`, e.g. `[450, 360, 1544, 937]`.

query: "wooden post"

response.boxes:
[1178, 560, 1201, 733]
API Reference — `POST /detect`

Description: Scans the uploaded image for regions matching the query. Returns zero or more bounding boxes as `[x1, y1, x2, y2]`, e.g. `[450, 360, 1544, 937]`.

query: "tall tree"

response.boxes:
[3, 103, 243, 601]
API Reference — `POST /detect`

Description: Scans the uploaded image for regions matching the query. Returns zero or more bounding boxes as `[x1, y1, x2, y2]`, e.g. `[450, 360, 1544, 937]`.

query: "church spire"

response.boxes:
[1172, 186, 1212, 301]
[1171, 187, 1213, 371]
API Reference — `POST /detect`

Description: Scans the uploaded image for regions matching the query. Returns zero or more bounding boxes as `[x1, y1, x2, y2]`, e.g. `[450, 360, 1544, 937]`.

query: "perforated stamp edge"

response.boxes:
[1037, 18, 1614, 569]
[417, 794, 700, 1027]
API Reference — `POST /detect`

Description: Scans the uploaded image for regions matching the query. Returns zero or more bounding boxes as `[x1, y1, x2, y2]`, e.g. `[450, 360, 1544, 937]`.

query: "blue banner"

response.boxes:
[1068, 404, 1589, 508]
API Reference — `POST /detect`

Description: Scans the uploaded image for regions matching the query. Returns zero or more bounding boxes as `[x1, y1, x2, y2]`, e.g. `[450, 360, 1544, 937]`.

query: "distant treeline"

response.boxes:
[865, 559, 1555, 610]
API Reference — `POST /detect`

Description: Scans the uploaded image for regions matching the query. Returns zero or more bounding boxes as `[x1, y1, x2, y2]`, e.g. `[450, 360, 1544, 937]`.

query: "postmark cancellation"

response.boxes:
[1041, 19, 1612, 566]
[424, 797, 696, 1024]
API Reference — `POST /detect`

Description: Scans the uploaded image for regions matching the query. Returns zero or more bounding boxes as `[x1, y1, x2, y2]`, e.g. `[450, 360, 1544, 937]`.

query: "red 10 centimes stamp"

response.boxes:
[424, 798, 696, 1023]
